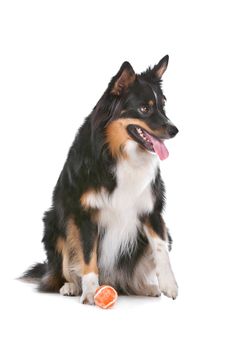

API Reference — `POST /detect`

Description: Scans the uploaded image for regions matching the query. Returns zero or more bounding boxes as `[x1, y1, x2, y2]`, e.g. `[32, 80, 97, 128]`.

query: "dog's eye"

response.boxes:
[139, 105, 150, 114]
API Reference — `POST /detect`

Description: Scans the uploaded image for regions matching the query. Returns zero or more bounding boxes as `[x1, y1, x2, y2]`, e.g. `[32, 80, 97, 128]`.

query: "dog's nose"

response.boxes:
[167, 124, 179, 138]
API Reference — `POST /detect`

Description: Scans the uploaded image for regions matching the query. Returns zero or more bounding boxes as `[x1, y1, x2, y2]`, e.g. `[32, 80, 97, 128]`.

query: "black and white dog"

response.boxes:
[23, 56, 179, 304]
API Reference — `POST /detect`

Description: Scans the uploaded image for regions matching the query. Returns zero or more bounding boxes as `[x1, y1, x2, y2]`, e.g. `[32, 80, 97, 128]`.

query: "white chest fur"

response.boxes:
[86, 141, 159, 271]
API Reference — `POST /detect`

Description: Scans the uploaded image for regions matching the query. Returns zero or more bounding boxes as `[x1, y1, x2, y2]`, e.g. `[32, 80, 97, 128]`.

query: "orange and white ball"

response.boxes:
[94, 285, 118, 309]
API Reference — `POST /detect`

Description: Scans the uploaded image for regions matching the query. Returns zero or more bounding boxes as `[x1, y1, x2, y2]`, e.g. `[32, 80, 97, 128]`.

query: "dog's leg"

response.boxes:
[78, 219, 99, 305]
[144, 221, 178, 299]
[132, 251, 161, 297]
[79, 245, 99, 305]
[59, 282, 79, 296]
[59, 217, 99, 304]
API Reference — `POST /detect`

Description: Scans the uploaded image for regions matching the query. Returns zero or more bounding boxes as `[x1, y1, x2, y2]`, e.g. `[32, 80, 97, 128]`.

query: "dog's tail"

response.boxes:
[20, 262, 47, 283]
[19, 262, 64, 292]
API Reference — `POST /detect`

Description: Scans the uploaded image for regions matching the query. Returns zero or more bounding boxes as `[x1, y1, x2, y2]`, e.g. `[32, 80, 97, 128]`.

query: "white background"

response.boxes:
[0, 1, 232, 349]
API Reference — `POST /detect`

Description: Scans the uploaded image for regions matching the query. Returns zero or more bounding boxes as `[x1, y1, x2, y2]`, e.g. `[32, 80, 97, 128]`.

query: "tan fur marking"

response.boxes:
[61, 218, 98, 281]
[148, 100, 155, 107]
[56, 237, 65, 254]
[144, 219, 168, 242]
[62, 247, 71, 282]
[80, 188, 107, 212]
[144, 221, 160, 239]
[66, 218, 83, 264]
[80, 189, 96, 209]
[60, 218, 83, 281]
[105, 119, 131, 158]
[105, 118, 160, 158]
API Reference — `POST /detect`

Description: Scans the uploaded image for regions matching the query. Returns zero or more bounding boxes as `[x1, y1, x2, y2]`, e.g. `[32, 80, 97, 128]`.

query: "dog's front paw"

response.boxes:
[80, 273, 99, 305]
[158, 272, 178, 299]
[144, 284, 161, 297]
[60, 282, 78, 296]
[80, 290, 96, 305]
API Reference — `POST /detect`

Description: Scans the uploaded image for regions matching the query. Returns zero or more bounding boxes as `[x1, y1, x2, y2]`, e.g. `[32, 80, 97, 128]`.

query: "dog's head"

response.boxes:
[92, 56, 178, 160]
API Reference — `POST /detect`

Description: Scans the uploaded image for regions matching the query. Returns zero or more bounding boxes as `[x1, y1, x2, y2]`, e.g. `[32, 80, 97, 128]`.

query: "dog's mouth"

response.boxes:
[127, 124, 169, 160]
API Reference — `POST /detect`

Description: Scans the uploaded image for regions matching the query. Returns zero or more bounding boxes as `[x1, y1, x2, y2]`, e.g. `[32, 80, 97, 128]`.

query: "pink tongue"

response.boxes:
[146, 134, 169, 160]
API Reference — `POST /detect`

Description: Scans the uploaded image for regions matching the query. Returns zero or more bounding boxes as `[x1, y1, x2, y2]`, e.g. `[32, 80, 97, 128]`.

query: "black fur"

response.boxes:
[22, 262, 47, 280]
[116, 230, 149, 277]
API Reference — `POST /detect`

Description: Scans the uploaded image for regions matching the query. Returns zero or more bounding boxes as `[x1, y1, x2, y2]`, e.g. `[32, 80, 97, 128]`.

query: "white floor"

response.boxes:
[1, 249, 232, 350]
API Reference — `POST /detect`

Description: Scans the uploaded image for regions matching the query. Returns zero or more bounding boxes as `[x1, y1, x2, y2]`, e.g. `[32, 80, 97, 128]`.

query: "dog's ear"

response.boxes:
[153, 55, 169, 79]
[111, 62, 136, 96]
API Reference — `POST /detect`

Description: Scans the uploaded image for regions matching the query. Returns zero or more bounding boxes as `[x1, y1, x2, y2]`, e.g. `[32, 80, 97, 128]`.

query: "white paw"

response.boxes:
[80, 272, 99, 305]
[158, 272, 178, 299]
[59, 282, 78, 296]
[144, 284, 161, 297]
[80, 290, 96, 305]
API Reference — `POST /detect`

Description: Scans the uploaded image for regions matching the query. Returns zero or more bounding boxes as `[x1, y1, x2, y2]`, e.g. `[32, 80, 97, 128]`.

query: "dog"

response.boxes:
[22, 55, 179, 304]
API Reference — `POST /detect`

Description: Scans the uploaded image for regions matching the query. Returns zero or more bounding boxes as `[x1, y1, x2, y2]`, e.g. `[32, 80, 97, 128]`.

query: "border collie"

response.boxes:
[22, 56, 179, 304]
